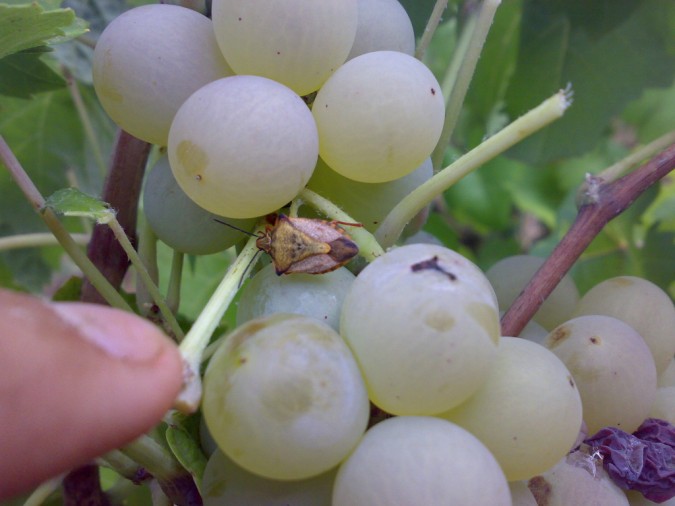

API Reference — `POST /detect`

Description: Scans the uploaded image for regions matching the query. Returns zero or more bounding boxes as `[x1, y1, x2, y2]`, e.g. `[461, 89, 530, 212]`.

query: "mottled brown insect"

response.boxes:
[257, 214, 360, 275]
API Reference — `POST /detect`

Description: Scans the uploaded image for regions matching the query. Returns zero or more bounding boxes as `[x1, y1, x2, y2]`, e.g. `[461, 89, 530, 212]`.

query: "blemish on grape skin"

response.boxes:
[528, 476, 552, 504]
[547, 325, 570, 347]
[431, 87, 436, 95]
[424, 310, 455, 332]
[176, 140, 209, 181]
[589, 336, 601, 345]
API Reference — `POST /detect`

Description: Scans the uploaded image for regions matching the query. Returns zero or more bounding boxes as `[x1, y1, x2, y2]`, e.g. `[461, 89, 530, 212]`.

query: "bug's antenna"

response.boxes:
[213, 218, 259, 238]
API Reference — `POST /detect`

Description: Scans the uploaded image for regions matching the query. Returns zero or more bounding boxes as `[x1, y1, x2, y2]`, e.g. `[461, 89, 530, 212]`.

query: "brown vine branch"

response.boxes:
[80, 130, 151, 304]
[501, 142, 675, 338]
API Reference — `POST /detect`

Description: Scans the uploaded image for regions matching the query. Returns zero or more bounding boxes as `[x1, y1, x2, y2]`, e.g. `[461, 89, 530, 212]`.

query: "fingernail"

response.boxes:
[51, 303, 167, 362]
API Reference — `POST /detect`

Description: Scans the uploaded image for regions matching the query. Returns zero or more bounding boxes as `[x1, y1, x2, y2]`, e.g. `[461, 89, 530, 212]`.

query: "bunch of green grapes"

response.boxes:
[90, 1, 675, 505]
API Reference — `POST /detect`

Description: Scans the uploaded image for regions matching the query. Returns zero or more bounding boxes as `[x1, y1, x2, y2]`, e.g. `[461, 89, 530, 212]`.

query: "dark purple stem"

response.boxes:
[61, 464, 110, 506]
[80, 130, 151, 304]
[501, 142, 675, 337]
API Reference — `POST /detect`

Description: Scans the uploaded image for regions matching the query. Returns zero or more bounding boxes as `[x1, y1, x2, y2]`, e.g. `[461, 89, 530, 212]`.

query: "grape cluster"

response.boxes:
[91, 1, 675, 505]
[93, 0, 441, 237]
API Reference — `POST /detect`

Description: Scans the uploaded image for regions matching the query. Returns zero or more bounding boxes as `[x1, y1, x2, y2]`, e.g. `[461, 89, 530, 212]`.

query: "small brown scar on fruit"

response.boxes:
[547, 326, 570, 347]
[410, 255, 457, 281]
[568, 375, 575, 388]
[589, 336, 601, 345]
[528, 476, 552, 505]
[431, 87, 436, 95]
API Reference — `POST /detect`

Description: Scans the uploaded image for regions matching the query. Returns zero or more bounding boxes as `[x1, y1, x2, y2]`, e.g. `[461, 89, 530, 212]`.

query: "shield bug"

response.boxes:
[216, 214, 360, 275]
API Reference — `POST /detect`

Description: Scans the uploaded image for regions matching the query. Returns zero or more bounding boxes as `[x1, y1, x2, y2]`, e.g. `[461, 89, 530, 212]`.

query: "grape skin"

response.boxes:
[202, 314, 369, 481]
[440, 336, 583, 481]
[573, 276, 675, 375]
[313, 51, 445, 183]
[92, 4, 233, 146]
[236, 263, 355, 331]
[347, 0, 415, 61]
[340, 243, 500, 415]
[211, 0, 357, 95]
[143, 155, 256, 255]
[168, 76, 319, 219]
[332, 416, 511, 506]
[545, 315, 658, 434]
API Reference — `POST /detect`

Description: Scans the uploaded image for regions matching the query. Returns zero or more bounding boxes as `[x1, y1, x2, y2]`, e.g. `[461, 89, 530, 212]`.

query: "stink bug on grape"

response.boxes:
[215, 214, 361, 275]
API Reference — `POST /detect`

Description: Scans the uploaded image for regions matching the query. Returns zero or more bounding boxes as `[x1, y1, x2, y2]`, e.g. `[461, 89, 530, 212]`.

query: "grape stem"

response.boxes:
[298, 188, 385, 259]
[431, 0, 502, 171]
[0, 232, 89, 251]
[80, 130, 150, 304]
[104, 215, 185, 341]
[415, 0, 449, 60]
[167, 250, 184, 315]
[175, 232, 261, 413]
[0, 135, 132, 312]
[376, 89, 572, 248]
[501, 142, 675, 337]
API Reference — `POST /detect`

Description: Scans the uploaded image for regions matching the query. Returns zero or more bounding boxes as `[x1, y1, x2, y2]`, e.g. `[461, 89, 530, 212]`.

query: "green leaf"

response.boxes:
[0, 2, 88, 60]
[165, 413, 208, 490]
[0, 50, 66, 98]
[504, 0, 675, 163]
[43, 187, 114, 222]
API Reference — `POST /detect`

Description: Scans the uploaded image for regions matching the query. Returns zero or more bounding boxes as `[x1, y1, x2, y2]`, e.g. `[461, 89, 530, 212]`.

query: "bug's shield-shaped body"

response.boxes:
[256, 214, 359, 275]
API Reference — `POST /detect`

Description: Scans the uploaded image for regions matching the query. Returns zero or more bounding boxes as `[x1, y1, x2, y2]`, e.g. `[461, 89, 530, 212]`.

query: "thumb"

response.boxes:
[0, 289, 183, 500]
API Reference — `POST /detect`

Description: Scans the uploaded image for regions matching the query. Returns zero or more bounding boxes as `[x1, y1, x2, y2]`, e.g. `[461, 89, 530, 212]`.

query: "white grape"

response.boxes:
[237, 263, 355, 332]
[143, 155, 257, 254]
[168, 76, 318, 219]
[202, 314, 369, 480]
[649, 386, 675, 424]
[202, 450, 336, 506]
[573, 276, 675, 375]
[340, 243, 500, 415]
[313, 51, 445, 183]
[92, 4, 232, 146]
[545, 315, 658, 434]
[659, 358, 675, 387]
[440, 337, 583, 481]
[528, 452, 629, 506]
[347, 0, 415, 61]
[486, 254, 580, 330]
[211, 0, 357, 96]
[332, 416, 511, 506]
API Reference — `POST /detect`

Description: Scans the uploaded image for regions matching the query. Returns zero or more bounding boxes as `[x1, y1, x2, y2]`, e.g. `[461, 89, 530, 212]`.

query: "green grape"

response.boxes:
[340, 244, 500, 415]
[236, 263, 355, 331]
[649, 386, 675, 424]
[485, 255, 580, 330]
[573, 276, 675, 375]
[332, 416, 511, 506]
[528, 453, 629, 506]
[202, 314, 369, 480]
[143, 155, 256, 254]
[211, 0, 357, 95]
[306, 157, 432, 233]
[545, 315, 658, 434]
[312, 51, 445, 183]
[168, 76, 318, 218]
[659, 358, 675, 387]
[347, 0, 415, 60]
[202, 450, 336, 506]
[92, 4, 233, 146]
[440, 337, 583, 481]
